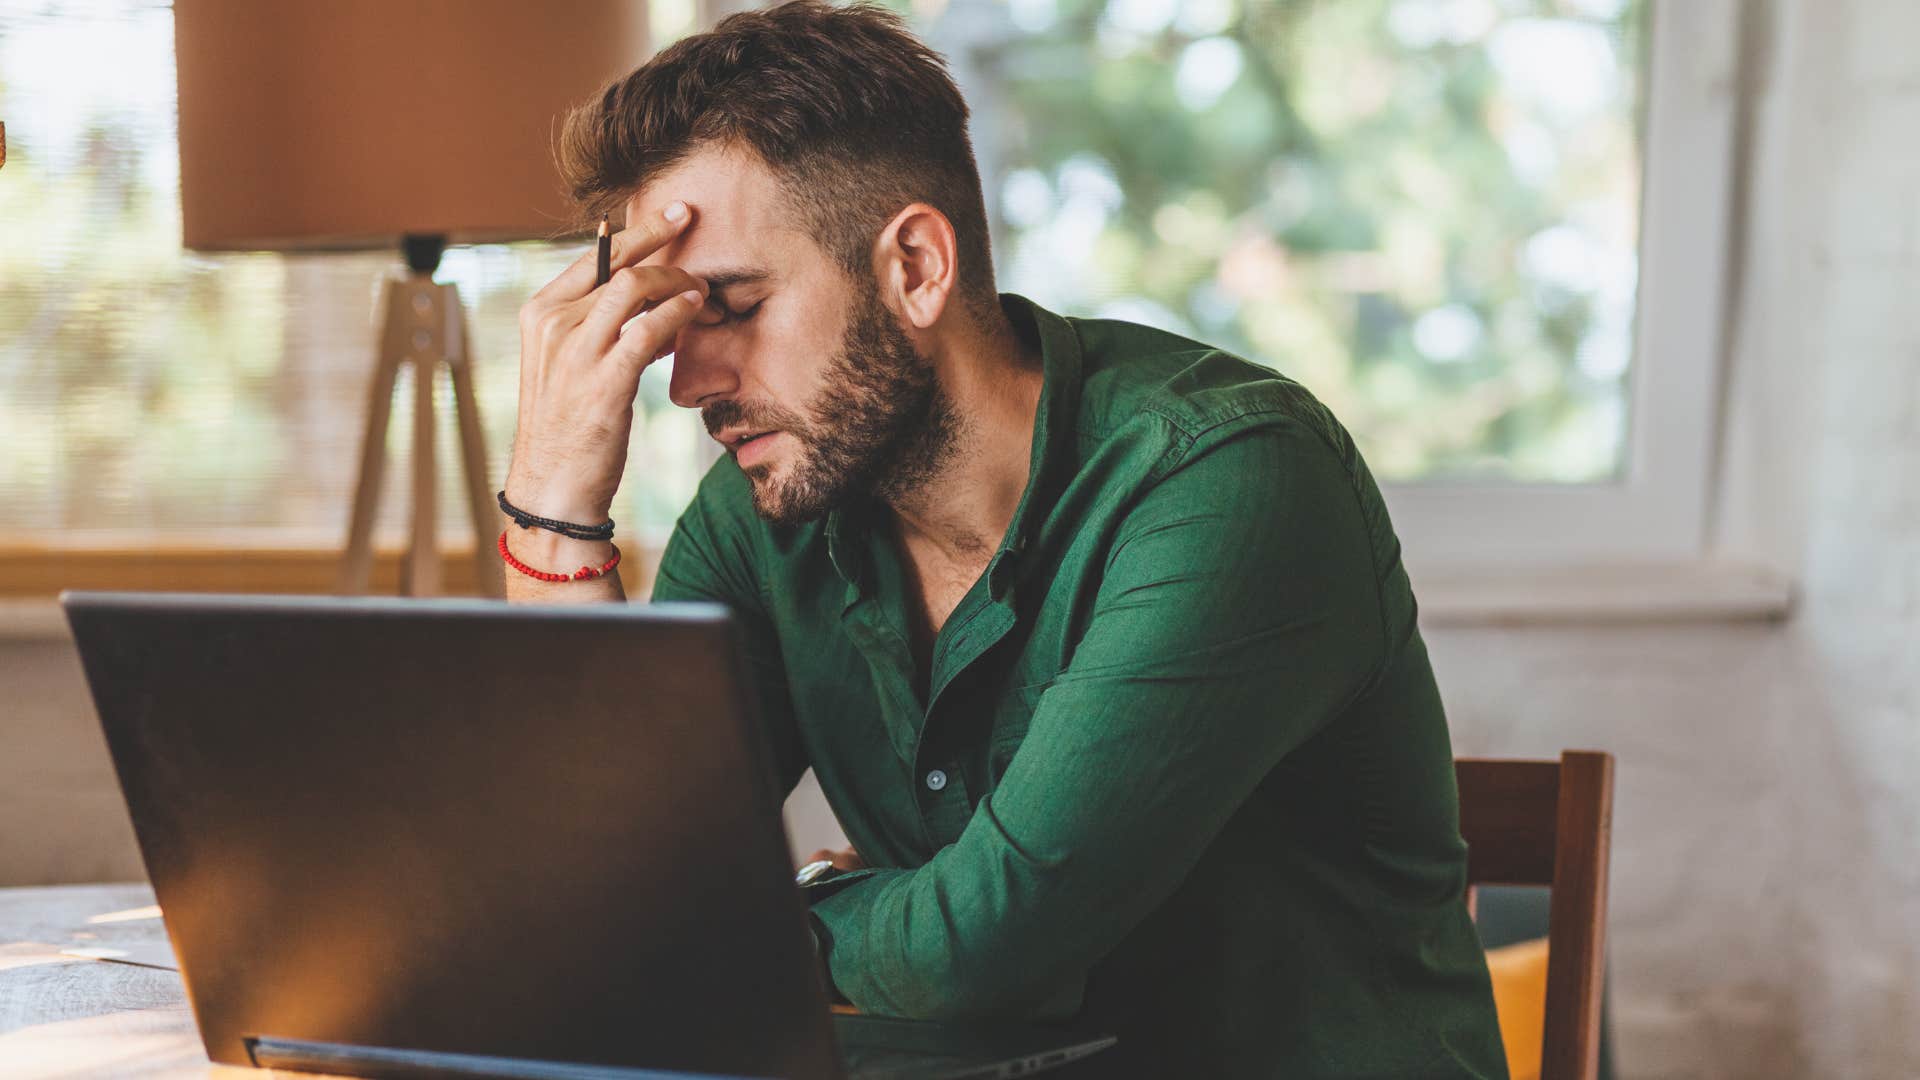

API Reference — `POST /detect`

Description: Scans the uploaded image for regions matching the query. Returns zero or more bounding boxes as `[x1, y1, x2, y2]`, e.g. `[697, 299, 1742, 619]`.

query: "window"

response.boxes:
[1, 0, 1740, 596]
[910, 0, 1741, 566]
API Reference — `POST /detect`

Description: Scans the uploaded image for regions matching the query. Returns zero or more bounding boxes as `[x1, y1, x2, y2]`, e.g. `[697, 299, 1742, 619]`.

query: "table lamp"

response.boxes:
[172, 0, 649, 597]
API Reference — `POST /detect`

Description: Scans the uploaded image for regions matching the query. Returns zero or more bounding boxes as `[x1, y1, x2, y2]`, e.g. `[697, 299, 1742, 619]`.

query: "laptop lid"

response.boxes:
[62, 591, 842, 1080]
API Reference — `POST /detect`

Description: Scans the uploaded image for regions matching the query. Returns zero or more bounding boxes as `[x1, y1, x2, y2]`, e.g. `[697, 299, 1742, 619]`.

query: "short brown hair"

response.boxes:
[557, 1, 995, 307]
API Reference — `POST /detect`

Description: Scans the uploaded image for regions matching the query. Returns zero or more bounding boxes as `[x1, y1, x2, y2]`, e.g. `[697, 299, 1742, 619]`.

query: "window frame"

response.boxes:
[913, 0, 1760, 607]
[1381, 0, 1747, 574]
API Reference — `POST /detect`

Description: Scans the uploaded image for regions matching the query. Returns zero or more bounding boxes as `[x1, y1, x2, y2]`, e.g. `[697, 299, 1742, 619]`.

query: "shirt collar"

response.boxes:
[993, 293, 1083, 558]
[825, 292, 1082, 592]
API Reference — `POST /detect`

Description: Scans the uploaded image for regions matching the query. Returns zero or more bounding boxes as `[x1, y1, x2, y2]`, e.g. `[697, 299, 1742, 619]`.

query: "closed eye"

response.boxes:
[710, 298, 764, 326]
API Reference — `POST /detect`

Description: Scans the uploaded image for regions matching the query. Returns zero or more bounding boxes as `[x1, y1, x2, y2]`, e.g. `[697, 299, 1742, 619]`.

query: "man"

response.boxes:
[504, 3, 1507, 1076]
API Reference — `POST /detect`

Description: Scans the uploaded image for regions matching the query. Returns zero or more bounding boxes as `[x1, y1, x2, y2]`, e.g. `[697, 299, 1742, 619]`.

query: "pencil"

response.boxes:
[594, 215, 611, 288]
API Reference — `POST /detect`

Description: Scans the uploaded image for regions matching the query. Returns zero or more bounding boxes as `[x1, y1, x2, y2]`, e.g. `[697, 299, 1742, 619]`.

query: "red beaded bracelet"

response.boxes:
[498, 530, 621, 583]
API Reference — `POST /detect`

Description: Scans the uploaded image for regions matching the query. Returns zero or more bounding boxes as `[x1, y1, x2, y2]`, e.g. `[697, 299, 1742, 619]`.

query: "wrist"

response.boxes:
[502, 527, 616, 572]
[502, 470, 614, 527]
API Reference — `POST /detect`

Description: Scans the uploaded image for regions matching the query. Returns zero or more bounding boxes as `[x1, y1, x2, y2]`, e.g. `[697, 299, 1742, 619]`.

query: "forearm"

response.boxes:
[810, 814, 1099, 1022]
[813, 663, 1364, 1023]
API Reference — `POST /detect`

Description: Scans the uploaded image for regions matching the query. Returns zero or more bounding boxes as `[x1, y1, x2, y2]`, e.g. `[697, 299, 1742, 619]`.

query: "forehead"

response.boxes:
[625, 145, 812, 277]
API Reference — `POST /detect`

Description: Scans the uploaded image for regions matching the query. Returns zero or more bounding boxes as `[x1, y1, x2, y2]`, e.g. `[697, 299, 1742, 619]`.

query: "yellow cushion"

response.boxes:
[1485, 936, 1550, 1080]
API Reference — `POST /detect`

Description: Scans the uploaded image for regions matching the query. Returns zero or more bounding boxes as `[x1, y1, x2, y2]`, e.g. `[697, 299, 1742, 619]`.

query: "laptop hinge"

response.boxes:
[244, 1035, 754, 1080]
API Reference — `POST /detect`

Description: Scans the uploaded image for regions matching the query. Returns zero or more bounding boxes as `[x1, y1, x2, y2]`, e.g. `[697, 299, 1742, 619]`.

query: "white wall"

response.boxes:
[3, 1, 1915, 1076]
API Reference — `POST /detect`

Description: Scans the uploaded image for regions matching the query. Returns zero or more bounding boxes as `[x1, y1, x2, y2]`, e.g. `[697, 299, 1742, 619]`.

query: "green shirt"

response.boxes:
[652, 295, 1508, 1078]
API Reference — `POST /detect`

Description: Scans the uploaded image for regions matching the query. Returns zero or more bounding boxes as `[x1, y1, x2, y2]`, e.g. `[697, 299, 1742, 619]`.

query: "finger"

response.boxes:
[529, 238, 627, 308]
[607, 201, 695, 275]
[578, 264, 708, 350]
[605, 288, 707, 379]
[530, 201, 693, 305]
[829, 849, 865, 870]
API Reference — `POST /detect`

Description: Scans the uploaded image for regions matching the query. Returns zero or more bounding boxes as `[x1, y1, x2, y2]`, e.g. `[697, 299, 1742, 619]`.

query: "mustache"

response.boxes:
[702, 398, 805, 438]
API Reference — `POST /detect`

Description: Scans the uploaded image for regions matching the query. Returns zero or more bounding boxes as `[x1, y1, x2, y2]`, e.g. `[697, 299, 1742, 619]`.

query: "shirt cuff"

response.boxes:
[798, 865, 883, 906]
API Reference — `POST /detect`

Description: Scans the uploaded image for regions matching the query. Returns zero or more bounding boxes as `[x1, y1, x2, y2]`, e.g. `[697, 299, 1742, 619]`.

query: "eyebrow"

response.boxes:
[696, 267, 774, 303]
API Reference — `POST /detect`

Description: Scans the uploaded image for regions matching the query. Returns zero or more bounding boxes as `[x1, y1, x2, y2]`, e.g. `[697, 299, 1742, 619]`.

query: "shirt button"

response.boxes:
[925, 769, 948, 792]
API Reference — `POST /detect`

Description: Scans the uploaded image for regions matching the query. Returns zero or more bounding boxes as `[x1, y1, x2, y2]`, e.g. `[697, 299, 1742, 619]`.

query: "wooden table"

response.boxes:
[0, 882, 303, 1078]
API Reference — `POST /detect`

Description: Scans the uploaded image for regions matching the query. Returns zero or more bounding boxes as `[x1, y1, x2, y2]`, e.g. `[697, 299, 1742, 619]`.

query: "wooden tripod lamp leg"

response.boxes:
[339, 278, 408, 595]
[405, 344, 441, 597]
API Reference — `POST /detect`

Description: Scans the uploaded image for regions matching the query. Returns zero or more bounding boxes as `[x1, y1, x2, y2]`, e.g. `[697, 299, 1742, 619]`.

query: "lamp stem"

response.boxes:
[401, 233, 447, 276]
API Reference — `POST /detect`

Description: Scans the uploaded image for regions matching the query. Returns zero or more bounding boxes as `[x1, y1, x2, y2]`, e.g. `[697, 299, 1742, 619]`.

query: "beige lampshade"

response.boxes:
[174, 0, 649, 252]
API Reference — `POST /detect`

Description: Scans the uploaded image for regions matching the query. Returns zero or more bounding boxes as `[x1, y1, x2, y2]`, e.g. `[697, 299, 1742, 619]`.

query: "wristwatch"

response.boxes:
[794, 858, 838, 886]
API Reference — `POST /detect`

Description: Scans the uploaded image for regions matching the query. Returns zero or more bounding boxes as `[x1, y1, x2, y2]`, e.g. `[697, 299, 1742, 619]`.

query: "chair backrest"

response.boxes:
[1455, 751, 1615, 1080]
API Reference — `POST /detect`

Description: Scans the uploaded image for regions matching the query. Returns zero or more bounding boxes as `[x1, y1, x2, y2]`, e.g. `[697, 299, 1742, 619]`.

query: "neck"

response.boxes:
[883, 312, 1044, 563]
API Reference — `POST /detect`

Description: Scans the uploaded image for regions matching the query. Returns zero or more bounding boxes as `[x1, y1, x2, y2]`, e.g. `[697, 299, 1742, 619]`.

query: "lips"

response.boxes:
[715, 427, 770, 450]
[733, 429, 783, 467]
[716, 424, 783, 458]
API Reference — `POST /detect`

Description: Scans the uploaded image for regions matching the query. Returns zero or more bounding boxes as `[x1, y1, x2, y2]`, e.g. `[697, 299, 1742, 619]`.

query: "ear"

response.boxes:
[873, 203, 958, 331]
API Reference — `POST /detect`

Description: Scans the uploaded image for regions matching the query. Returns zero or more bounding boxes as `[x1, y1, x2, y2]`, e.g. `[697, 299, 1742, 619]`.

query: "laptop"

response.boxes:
[62, 591, 1115, 1080]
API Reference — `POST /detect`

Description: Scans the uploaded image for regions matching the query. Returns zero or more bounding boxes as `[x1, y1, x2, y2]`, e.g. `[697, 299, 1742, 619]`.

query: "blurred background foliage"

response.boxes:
[0, 0, 1642, 545]
[909, 0, 1646, 482]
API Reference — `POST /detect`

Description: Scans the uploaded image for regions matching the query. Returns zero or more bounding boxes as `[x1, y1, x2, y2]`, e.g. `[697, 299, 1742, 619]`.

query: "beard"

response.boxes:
[701, 290, 960, 528]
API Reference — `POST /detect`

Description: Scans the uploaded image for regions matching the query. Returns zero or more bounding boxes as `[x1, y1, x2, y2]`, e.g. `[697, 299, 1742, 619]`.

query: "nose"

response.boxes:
[666, 325, 741, 409]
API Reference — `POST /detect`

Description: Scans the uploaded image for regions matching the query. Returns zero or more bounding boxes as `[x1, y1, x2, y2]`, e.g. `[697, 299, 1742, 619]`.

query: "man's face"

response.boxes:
[627, 146, 955, 526]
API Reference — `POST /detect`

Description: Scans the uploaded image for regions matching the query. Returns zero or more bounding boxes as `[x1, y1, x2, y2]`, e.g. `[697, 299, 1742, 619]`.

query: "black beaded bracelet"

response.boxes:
[496, 490, 615, 541]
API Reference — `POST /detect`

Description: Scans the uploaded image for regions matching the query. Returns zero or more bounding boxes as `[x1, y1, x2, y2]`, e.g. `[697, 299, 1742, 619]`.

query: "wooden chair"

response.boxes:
[1455, 751, 1615, 1080]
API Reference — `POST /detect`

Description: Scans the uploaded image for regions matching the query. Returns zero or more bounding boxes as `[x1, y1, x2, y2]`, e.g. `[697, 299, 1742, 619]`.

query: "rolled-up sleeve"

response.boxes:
[808, 420, 1391, 1020]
